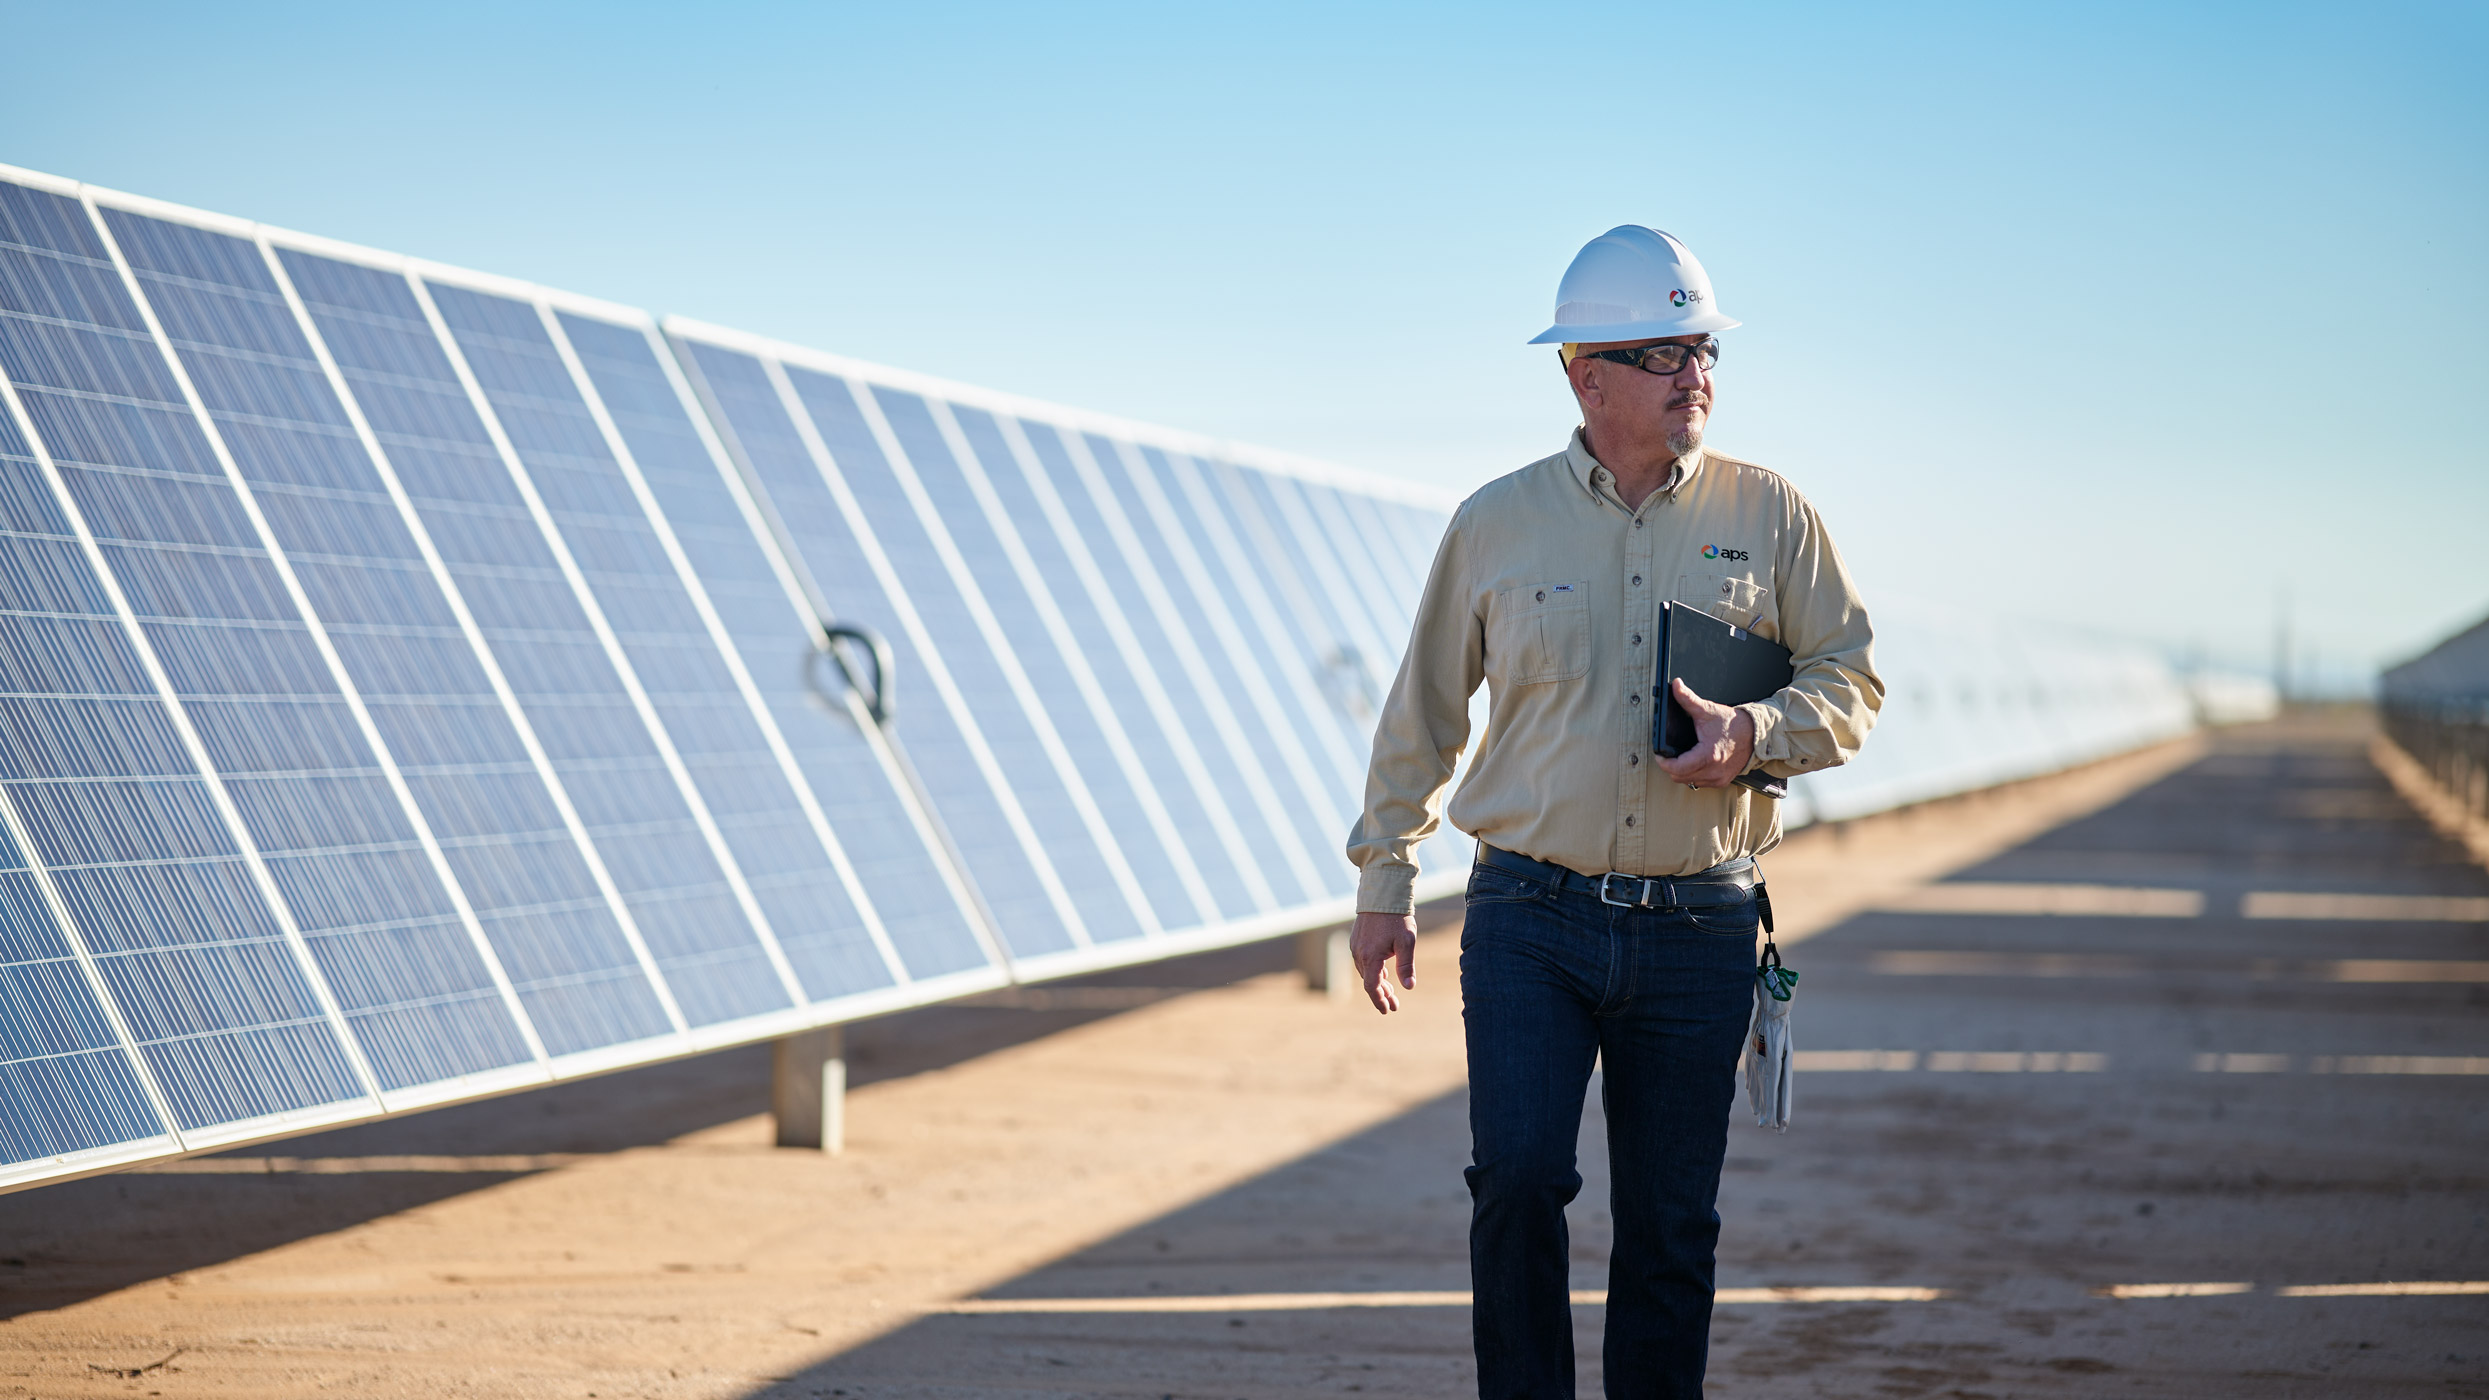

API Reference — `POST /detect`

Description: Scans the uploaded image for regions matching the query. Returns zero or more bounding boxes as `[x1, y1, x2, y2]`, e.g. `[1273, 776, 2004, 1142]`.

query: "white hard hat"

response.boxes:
[1526, 225, 1741, 345]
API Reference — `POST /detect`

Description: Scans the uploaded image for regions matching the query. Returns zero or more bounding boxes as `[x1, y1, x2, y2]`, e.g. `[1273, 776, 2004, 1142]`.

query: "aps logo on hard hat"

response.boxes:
[1669, 288, 1706, 307]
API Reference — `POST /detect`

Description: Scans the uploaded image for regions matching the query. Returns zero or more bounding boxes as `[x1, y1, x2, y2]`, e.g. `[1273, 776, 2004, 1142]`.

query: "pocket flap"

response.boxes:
[1677, 571, 1771, 626]
[1491, 580, 1591, 685]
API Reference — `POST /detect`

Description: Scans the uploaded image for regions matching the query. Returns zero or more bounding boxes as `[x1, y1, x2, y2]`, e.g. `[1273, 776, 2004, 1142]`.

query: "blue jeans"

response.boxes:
[1460, 860, 1759, 1400]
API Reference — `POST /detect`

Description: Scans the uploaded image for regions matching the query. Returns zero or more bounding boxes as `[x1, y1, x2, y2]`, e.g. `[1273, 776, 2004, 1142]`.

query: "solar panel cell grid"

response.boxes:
[686, 344, 1075, 960]
[0, 840, 165, 1166]
[1193, 459, 1376, 730]
[435, 287, 897, 1003]
[1011, 423, 1292, 913]
[1237, 469, 1393, 704]
[853, 385, 1152, 947]
[1301, 481, 1415, 642]
[0, 413, 169, 1174]
[420, 281, 800, 1029]
[555, 316, 974, 989]
[1144, 450, 1363, 828]
[484, 372, 902, 996]
[966, 415, 1258, 922]
[657, 342, 998, 981]
[94, 210, 538, 1093]
[0, 186, 379, 1135]
[939, 404, 1224, 933]
[782, 373, 1106, 958]
[1082, 436, 1329, 904]
[268, 248, 679, 1058]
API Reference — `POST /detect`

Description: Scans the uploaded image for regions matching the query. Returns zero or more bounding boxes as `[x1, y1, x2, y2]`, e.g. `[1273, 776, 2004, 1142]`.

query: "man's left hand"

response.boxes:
[1657, 679, 1757, 789]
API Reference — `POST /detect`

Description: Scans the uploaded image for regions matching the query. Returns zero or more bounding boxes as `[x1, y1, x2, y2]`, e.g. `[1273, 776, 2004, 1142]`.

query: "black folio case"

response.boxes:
[1652, 601, 1796, 799]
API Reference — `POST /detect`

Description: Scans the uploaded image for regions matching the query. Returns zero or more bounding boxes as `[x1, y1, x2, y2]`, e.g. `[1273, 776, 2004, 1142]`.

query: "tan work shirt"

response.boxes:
[1348, 430, 1882, 914]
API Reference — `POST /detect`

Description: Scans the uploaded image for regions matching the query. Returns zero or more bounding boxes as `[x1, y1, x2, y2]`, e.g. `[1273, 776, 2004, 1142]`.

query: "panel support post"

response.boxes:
[1298, 926, 1354, 1002]
[773, 1025, 846, 1153]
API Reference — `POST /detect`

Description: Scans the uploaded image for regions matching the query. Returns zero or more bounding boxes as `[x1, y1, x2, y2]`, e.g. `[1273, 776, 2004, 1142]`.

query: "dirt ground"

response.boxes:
[5, 712, 2484, 1399]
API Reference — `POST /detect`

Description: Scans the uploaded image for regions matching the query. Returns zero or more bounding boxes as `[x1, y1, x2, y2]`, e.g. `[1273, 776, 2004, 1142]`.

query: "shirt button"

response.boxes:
[1624, 815, 1636, 828]
[1535, 590, 1545, 602]
[1720, 582, 1732, 595]
[1631, 634, 1642, 645]
[1631, 575, 1643, 586]
[1628, 692, 1641, 705]
[1634, 519, 1644, 528]
[1629, 753, 1640, 767]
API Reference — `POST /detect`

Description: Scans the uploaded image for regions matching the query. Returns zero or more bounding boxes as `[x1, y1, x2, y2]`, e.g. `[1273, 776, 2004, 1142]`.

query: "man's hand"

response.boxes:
[1657, 678, 1757, 790]
[1349, 911, 1417, 1014]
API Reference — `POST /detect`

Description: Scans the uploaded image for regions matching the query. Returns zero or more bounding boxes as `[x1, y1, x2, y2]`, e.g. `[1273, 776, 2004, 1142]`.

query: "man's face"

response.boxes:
[1567, 333, 1715, 460]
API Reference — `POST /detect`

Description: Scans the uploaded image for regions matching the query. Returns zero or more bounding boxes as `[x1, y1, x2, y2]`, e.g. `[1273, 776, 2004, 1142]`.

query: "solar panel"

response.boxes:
[0, 161, 1496, 1192]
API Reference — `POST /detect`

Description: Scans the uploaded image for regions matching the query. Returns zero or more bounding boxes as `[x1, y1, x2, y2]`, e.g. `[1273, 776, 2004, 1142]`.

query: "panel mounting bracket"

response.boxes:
[810, 621, 895, 727]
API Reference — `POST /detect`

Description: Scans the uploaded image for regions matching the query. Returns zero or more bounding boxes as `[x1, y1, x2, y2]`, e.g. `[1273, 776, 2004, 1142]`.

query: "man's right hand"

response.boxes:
[1350, 911, 1418, 1015]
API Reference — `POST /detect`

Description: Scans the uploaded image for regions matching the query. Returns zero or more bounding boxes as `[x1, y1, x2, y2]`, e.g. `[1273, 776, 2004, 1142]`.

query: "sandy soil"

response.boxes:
[6, 717, 2480, 1398]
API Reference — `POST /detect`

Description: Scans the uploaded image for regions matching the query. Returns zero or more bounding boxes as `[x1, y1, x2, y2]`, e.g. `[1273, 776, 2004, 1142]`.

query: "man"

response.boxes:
[1345, 225, 1882, 1399]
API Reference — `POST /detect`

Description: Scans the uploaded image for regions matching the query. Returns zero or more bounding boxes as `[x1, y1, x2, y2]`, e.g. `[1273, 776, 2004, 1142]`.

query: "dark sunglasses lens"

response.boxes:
[1641, 345, 1689, 372]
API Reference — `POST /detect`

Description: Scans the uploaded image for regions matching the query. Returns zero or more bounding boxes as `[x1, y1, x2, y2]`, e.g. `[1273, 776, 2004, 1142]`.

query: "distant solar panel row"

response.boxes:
[0, 167, 1464, 1191]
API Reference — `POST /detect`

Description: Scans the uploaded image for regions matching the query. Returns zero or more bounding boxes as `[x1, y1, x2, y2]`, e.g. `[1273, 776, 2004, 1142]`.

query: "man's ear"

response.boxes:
[1567, 356, 1603, 411]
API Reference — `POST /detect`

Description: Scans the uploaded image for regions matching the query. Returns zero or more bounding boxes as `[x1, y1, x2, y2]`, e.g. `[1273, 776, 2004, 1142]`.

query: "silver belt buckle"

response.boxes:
[1598, 872, 1654, 908]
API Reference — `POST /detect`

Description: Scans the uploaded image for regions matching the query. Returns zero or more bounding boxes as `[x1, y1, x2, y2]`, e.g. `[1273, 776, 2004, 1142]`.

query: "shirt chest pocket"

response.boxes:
[1489, 581, 1591, 686]
[1678, 571, 1775, 634]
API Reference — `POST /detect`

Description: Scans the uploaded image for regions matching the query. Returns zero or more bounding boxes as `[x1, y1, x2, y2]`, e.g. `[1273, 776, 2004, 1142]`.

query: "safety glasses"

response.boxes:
[1580, 337, 1721, 375]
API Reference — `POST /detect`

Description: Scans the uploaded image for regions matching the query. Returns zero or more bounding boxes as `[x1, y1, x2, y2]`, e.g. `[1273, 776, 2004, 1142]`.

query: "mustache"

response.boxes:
[1668, 392, 1711, 410]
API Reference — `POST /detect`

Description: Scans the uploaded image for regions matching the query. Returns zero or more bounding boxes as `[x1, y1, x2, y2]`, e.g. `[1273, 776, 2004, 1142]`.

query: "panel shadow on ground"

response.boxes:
[0, 936, 1306, 1321]
[750, 715, 2489, 1400]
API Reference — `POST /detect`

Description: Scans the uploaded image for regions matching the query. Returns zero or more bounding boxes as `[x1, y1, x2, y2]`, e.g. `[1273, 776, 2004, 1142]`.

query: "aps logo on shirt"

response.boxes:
[1701, 544, 1750, 562]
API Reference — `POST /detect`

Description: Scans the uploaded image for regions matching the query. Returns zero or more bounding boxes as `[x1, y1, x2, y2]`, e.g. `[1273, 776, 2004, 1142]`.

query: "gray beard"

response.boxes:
[1666, 424, 1705, 458]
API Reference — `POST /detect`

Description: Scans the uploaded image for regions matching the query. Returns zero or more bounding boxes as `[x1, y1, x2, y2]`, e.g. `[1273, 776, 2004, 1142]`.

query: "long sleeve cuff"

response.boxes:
[1356, 861, 1418, 917]
[1739, 701, 1786, 768]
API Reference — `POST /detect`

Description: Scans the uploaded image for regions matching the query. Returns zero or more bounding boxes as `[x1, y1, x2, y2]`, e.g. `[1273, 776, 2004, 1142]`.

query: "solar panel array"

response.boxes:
[0, 166, 1466, 1191]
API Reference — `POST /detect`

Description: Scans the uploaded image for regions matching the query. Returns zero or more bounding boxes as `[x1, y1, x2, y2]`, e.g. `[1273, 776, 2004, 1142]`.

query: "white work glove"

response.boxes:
[1744, 954, 1797, 1132]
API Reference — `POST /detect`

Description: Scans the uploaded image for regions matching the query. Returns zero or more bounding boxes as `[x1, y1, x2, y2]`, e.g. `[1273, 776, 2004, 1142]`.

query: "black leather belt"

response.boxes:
[1476, 843, 1759, 910]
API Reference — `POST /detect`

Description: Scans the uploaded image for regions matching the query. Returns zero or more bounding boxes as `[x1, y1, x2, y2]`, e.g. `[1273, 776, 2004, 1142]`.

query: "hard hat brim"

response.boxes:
[1526, 310, 1740, 345]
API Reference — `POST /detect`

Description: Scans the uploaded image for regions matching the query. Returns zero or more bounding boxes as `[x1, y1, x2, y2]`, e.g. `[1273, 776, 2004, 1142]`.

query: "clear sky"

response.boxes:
[7, 1, 2482, 688]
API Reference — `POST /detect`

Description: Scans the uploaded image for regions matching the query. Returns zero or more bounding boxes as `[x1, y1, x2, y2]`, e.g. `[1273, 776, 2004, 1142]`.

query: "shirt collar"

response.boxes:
[1565, 427, 1704, 511]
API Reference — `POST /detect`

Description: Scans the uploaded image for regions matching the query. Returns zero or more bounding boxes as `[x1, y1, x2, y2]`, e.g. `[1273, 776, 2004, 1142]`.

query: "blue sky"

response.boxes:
[7, 1, 2482, 687]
